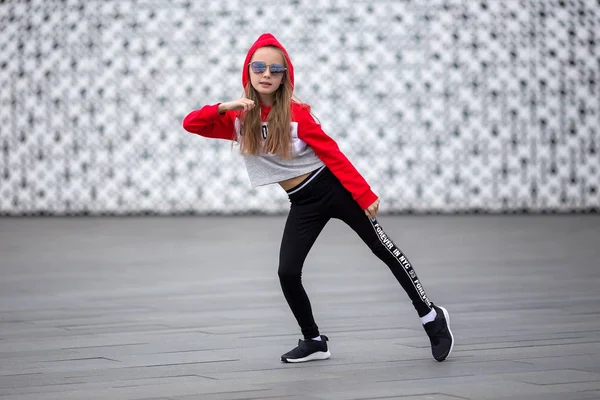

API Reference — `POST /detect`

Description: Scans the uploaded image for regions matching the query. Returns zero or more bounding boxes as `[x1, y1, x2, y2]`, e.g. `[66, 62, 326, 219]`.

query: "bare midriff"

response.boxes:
[278, 171, 313, 191]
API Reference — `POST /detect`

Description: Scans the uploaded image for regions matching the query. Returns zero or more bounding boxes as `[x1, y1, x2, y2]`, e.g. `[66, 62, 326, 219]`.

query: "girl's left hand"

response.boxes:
[364, 199, 380, 218]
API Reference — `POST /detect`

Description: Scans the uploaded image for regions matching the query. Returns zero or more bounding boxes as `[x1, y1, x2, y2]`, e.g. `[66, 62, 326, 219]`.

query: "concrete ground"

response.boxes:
[0, 214, 599, 400]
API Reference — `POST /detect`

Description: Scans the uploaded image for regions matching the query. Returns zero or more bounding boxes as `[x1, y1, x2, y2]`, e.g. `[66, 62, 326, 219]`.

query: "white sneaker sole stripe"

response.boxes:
[438, 306, 454, 359]
[282, 350, 331, 363]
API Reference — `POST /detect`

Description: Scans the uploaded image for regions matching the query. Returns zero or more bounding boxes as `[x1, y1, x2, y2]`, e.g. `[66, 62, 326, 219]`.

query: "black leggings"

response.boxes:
[278, 166, 433, 339]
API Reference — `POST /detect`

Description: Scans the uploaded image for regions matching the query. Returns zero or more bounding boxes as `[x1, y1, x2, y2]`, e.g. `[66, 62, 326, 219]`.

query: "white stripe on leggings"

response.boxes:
[367, 216, 432, 308]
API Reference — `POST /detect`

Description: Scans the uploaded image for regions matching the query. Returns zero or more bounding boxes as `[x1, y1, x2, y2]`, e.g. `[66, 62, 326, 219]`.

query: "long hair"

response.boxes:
[239, 47, 293, 159]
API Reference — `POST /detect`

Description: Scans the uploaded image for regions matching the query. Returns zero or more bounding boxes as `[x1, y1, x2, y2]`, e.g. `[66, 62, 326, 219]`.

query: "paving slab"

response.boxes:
[0, 215, 599, 400]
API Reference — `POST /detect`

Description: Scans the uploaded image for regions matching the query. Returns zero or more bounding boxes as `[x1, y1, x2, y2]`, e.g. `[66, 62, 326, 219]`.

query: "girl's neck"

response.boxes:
[258, 94, 274, 107]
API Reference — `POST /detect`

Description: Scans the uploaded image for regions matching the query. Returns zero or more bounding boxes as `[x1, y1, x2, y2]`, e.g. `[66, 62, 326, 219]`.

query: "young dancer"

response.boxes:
[182, 33, 454, 363]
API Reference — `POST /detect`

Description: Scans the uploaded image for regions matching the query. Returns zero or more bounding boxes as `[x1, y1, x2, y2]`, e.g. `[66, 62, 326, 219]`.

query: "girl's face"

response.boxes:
[249, 47, 286, 104]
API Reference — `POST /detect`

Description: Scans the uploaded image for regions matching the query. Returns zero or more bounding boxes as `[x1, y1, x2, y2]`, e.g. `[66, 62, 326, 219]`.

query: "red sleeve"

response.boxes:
[182, 103, 237, 141]
[295, 105, 378, 210]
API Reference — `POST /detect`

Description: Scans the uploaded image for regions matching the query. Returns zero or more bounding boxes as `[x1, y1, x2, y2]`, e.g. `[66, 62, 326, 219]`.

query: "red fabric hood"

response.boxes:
[242, 33, 294, 91]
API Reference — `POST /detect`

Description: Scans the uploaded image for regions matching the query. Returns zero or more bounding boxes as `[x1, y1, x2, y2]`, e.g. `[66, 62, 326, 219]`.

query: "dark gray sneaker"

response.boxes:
[423, 304, 454, 362]
[281, 335, 331, 363]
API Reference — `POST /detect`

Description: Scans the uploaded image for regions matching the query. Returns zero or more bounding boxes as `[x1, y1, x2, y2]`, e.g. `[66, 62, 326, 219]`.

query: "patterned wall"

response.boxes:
[1, 0, 598, 215]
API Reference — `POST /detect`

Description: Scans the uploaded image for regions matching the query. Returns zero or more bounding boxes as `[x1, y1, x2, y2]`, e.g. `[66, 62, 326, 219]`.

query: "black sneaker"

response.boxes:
[281, 335, 331, 363]
[423, 304, 454, 362]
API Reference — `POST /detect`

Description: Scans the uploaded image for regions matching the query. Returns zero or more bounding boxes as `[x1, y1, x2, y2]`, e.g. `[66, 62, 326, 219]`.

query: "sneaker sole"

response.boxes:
[437, 306, 454, 361]
[281, 350, 331, 363]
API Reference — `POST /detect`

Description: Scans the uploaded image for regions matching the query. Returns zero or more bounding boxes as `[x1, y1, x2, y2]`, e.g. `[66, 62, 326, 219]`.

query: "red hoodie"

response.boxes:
[182, 33, 378, 210]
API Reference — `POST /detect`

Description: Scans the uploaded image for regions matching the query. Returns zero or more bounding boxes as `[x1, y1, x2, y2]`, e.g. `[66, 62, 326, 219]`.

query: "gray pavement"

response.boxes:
[0, 215, 599, 400]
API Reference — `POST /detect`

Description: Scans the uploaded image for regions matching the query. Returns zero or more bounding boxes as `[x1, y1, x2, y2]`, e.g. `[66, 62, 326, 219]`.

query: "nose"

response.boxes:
[262, 67, 271, 77]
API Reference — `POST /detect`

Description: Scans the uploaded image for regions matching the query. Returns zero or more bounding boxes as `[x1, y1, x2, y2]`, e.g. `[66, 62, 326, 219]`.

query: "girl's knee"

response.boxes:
[278, 263, 302, 281]
[368, 239, 386, 255]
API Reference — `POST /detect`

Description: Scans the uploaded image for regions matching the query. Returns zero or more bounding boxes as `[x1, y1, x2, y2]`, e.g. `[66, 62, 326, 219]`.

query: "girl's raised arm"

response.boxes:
[183, 99, 256, 140]
[183, 104, 233, 140]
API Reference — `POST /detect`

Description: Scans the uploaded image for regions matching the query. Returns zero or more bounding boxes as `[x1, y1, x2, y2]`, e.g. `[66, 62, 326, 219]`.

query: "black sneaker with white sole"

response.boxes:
[281, 335, 331, 363]
[423, 304, 454, 362]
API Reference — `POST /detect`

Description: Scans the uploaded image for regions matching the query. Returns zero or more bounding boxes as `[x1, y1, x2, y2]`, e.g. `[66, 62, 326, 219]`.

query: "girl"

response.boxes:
[182, 33, 453, 363]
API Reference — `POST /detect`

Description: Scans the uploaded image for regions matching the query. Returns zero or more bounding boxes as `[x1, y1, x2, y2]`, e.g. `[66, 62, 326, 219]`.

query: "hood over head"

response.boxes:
[242, 33, 294, 91]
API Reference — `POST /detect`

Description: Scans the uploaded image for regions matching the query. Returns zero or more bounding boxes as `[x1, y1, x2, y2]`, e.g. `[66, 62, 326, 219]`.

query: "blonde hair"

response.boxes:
[238, 47, 294, 159]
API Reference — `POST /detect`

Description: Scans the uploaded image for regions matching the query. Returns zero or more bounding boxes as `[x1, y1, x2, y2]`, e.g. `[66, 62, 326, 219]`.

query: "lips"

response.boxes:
[259, 82, 272, 86]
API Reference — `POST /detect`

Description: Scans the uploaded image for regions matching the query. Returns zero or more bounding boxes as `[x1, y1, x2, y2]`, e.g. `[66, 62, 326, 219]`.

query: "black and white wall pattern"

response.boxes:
[1, 0, 599, 215]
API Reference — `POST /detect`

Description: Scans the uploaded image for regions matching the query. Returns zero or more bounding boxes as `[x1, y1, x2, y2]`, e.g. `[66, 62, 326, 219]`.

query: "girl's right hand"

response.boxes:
[221, 98, 255, 112]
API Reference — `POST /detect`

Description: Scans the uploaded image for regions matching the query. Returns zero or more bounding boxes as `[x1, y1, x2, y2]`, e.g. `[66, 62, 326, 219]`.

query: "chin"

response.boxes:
[258, 89, 276, 96]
